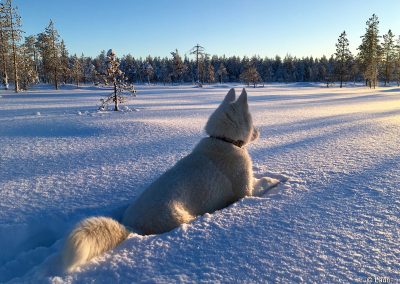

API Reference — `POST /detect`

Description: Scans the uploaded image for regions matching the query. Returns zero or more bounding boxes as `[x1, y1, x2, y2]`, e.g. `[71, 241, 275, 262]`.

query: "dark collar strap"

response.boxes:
[210, 136, 245, 148]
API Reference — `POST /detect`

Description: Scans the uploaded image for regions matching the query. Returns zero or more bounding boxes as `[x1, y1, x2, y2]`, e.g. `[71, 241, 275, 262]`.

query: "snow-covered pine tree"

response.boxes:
[59, 40, 69, 84]
[1, 0, 23, 92]
[358, 14, 381, 88]
[190, 44, 205, 84]
[93, 50, 107, 84]
[160, 58, 172, 85]
[170, 49, 185, 83]
[202, 55, 214, 84]
[261, 58, 273, 83]
[142, 58, 154, 84]
[317, 56, 328, 82]
[152, 58, 163, 83]
[381, 29, 396, 86]
[395, 36, 400, 86]
[99, 49, 136, 111]
[37, 20, 61, 89]
[283, 55, 296, 83]
[71, 54, 82, 87]
[326, 55, 336, 87]
[334, 31, 352, 88]
[119, 54, 136, 83]
[240, 65, 261, 88]
[217, 63, 228, 84]
[18, 37, 38, 90]
[82, 56, 96, 84]
[183, 55, 193, 82]
[348, 55, 360, 84]
[207, 62, 214, 83]
[23, 35, 39, 81]
[272, 55, 284, 82]
[198, 53, 206, 85]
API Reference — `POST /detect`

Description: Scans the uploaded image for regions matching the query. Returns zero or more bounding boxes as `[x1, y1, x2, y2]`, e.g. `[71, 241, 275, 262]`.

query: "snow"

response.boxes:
[0, 83, 399, 283]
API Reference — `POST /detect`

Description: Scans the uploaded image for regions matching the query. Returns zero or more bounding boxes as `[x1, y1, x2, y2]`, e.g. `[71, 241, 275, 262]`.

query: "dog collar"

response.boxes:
[210, 136, 245, 148]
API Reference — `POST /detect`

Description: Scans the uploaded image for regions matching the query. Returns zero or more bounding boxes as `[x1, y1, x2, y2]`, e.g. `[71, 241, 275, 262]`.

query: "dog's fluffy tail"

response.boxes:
[62, 216, 130, 272]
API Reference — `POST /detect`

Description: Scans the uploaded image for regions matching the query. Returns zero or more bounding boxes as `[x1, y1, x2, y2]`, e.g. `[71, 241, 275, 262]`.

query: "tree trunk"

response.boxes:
[196, 53, 199, 82]
[54, 67, 58, 90]
[9, 10, 19, 93]
[0, 30, 9, 90]
[3, 73, 8, 89]
[113, 81, 118, 111]
[33, 48, 38, 81]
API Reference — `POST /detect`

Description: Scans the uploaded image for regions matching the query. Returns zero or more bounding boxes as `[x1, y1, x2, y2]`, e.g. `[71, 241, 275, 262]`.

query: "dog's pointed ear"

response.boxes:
[223, 88, 236, 103]
[237, 88, 248, 106]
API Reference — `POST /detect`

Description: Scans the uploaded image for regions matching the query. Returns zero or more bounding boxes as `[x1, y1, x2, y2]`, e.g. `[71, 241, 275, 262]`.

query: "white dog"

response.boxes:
[62, 88, 279, 272]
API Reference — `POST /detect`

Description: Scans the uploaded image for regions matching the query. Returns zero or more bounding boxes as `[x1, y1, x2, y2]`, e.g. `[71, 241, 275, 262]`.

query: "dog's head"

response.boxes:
[205, 88, 259, 146]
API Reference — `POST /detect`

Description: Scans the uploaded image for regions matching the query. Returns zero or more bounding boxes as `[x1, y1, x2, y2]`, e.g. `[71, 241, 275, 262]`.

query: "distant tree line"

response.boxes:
[1, 0, 399, 92]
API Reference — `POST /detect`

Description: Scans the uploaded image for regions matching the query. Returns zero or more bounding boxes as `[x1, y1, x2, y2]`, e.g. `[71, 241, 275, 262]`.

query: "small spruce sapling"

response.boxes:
[99, 49, 136, 111]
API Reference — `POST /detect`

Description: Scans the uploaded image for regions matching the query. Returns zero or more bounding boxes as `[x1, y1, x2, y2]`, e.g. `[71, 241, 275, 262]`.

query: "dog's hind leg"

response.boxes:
[170, 201, 195, 225]
[152, 201, 195, 233]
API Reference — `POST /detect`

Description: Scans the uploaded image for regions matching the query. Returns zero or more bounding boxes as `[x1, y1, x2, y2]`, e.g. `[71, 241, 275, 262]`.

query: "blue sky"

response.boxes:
[14, 0, 400, 59]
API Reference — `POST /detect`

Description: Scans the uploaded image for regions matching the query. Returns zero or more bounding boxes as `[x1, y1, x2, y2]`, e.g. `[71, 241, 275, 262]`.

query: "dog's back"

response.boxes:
[122, 135, 254, 234]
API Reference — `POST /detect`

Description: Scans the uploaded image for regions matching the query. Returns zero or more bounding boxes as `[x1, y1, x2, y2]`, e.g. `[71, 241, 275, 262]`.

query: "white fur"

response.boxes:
[205, 88, 259, 144]
[62, 88, 274, 272]
[62, 217, 129, 272]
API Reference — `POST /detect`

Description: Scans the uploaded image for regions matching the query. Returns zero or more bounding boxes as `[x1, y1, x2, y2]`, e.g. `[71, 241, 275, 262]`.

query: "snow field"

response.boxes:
[0, 83, 399, 283]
